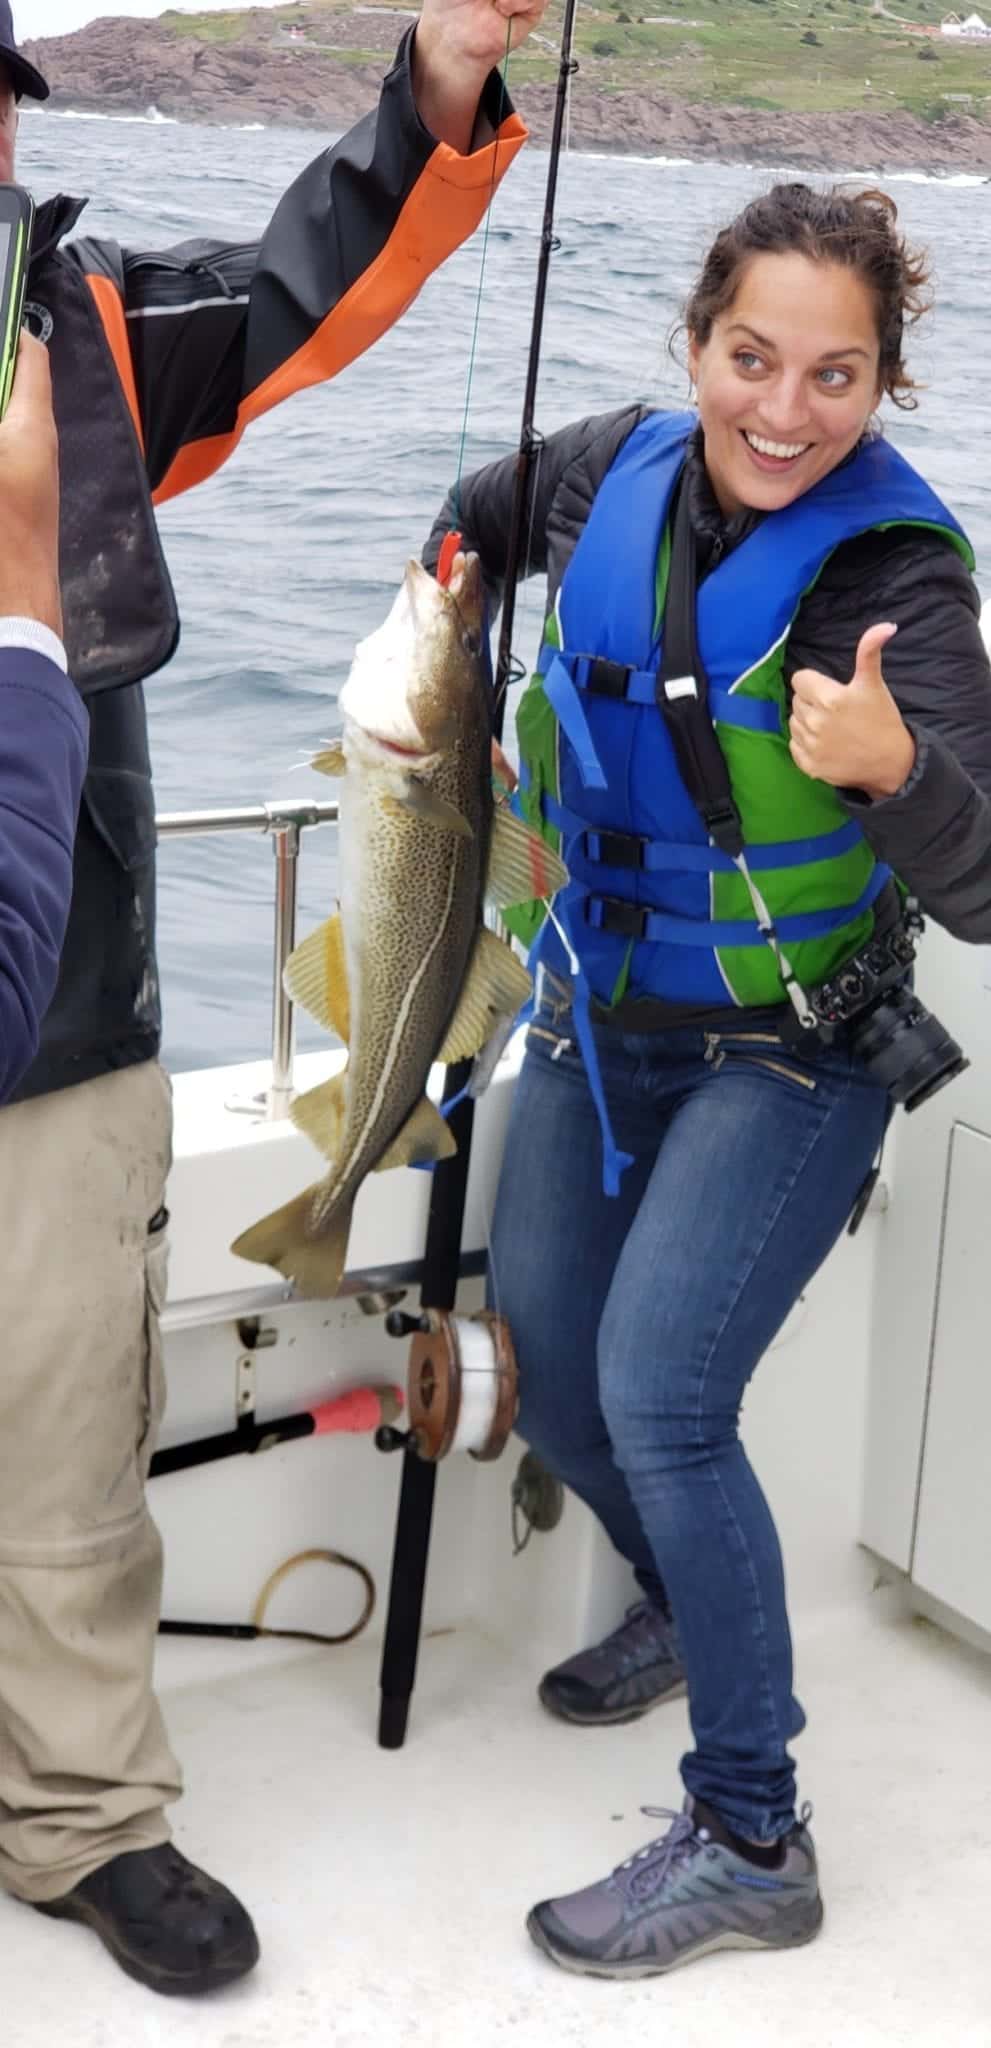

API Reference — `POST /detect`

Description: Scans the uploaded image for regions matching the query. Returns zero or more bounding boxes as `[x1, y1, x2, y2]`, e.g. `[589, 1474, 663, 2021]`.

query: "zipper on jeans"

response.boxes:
[703, 1031, 818, 1091]
[528, 1023, 574, 1060]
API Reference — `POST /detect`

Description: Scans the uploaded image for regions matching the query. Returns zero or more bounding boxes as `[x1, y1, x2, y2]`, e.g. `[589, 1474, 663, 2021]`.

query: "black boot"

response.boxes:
[34, 1844, 260, 1995]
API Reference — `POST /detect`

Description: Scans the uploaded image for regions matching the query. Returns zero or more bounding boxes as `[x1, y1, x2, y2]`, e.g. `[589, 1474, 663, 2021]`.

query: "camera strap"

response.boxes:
[657, 469, 816, 1030]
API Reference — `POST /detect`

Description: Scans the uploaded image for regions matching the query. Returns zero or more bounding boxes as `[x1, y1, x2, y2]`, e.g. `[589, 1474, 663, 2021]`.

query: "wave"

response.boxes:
[882, 170, 988, 187]
[572, 150, 695, 168]
[28, 106, 265, 133]
[715, 161, 991, 188]
[805, 163, 988, 187]
[37, 105, 179, 125]
[565, 149, 988, 183]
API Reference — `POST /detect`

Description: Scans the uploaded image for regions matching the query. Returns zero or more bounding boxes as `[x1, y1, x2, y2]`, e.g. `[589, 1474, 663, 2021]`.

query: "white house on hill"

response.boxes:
[940, 9, 991, 34]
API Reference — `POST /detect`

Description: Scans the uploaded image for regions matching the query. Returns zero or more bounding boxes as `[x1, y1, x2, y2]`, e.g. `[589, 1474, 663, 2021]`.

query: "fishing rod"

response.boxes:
[493, 0, 580, 733]
[148, 1384, 403, 1478]
[375, 0, 580, 1751]
[151, 1383, 399, 1645]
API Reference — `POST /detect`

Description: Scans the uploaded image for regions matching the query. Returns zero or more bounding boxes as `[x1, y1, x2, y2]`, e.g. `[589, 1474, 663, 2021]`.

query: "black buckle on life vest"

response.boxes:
[703, 799, 745, 861]
[589, 895, 648, 940]
[587, 829, 646, 870]
[587, 657, 632, 699]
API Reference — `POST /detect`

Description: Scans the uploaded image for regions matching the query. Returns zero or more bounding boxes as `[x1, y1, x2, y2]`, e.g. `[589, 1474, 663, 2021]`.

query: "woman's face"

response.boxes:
[687, 251, 883, 519]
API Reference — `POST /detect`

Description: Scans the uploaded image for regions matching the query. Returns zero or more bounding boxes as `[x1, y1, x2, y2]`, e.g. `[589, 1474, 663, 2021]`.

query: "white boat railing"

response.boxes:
[156, 798, 339, 1117]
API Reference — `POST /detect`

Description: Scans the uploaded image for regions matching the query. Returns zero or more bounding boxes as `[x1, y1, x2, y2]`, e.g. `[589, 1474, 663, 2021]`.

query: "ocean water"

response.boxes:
[18, 107, 991, 1071]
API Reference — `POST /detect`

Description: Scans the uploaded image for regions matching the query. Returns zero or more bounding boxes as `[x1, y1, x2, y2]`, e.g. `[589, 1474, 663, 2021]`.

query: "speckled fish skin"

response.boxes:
[231, 550, 566, 1296]
[320, 554, 491, 1221]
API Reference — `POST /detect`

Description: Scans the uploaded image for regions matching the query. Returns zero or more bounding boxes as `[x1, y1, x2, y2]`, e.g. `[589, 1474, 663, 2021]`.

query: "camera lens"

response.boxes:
[854, 993, 968, 1111]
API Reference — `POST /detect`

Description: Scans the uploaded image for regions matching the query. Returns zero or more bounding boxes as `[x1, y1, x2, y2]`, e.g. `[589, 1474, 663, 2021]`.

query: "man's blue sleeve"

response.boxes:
[0, 649, 88, 1103]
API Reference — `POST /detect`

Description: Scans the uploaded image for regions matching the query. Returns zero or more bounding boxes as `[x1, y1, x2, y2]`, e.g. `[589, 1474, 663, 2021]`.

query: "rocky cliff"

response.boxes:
[21, 7, 991, 172]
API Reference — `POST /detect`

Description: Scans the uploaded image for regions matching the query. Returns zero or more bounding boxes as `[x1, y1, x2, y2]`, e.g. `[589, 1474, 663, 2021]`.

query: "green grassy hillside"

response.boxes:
[160, 0, 991, 122]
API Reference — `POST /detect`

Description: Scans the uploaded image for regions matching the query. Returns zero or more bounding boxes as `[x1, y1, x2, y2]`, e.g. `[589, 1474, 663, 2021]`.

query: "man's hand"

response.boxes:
[413, 0, 548, 152]
[0, 335, 61, 638]
[789, 624, 916, 802]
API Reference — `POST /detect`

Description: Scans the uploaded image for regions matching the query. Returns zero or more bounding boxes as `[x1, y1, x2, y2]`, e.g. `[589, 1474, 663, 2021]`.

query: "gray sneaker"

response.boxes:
[527, 1800, 823, 1979]
[538, 1601, 686, 1725]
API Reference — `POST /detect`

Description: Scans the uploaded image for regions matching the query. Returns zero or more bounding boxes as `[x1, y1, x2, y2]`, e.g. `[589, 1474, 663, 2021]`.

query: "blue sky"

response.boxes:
[25, 2, 284, 35]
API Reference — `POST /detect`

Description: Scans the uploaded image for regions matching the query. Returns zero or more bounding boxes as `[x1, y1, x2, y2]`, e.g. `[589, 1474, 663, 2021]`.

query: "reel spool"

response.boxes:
[386, 1308, 518, 1462]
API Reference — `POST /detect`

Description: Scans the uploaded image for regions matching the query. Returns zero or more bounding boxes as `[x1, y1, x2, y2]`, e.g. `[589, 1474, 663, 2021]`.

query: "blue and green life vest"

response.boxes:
[510, 409, 973, 1187]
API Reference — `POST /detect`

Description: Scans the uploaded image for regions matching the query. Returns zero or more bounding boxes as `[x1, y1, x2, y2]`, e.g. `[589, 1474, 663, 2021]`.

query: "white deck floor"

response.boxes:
[4, 1588, 989, 2048]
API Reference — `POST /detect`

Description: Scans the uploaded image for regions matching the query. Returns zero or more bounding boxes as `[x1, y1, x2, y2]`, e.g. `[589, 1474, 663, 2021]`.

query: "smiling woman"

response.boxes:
[689, 257, 882, 511]
[419, 175, 991, 1988]
[684, 183, 929, 517]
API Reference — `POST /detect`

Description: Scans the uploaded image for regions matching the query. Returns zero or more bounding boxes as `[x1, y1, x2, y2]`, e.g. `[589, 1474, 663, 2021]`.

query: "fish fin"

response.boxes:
[231, 1188, 353, 1300]
[466, 1010, 519, 1099]
[438, 926, 533, 1063]
[311, 742, 347, 778]
[374, 1094, 458, 1172]
[485, 802, 569, 909]
[283, 915, 350, 1041]
[383, 784, 474, 840]
[290, 1071, 348, 1161]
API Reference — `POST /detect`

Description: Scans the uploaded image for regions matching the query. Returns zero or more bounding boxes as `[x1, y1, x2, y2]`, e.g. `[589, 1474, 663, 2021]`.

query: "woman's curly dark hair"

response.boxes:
[683, 182, 931, 410]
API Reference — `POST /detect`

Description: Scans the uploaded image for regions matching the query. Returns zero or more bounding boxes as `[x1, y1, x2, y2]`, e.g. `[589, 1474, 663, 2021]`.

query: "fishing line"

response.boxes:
[451, 19, 516, 524]
[492, 0, 580, 744]
[443, 0, 582, 1315]
[478, 1163, 504, 1321]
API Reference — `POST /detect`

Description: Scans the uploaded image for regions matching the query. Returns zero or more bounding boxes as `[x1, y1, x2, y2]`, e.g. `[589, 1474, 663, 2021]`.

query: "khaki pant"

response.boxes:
[0, 1061, 182, 1902]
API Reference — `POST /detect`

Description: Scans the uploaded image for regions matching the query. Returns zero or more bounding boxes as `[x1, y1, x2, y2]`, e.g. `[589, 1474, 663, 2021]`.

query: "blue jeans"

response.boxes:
[489, 973, 888, 1842]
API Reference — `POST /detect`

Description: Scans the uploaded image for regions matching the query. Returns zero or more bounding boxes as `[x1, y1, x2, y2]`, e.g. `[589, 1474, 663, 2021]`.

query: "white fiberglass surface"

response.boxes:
[2, 1596, 989, 2047]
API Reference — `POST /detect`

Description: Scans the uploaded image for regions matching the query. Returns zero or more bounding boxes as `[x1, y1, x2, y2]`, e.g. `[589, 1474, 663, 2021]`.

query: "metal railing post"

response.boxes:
[269, 822, 300, 1118]
[155, 797, 338, 1117]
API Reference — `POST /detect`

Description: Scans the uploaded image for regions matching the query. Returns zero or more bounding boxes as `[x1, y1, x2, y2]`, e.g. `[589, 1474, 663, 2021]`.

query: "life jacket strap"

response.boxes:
[528, 908, 634, 1199]
[536, 786, 868, 878]
[585, 864, 891, 948]
[536, 643, 783, 733]
[541, 652, 607, 791]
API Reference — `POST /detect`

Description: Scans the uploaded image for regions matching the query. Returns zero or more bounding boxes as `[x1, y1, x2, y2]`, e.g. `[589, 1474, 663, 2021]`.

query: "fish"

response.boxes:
[230, 550, 567, 1299]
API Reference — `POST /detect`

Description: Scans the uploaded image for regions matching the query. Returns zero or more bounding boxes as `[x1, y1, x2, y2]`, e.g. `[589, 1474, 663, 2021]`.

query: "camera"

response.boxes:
[784, 911, 968, 1112]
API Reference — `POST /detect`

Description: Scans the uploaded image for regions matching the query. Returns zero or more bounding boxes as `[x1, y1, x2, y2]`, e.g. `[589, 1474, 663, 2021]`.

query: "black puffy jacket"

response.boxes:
[425, 406, 991, 984]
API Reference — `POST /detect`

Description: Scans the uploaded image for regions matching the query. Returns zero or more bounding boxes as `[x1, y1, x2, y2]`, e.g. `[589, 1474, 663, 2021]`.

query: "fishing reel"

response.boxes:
[376, 1307, 519, 1462]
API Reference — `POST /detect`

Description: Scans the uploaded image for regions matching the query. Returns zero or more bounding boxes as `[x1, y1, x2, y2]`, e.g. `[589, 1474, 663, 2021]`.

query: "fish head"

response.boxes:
[339, 552, 489, 768]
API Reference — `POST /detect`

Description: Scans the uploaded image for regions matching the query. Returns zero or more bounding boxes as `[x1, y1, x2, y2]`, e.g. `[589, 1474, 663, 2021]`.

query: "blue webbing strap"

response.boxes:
[586, 863, 891, 948]
[539, 892, 633, 1198]
[541, 653, 607, 790]
[539, 791, 865, 876]
[537, 646, 783, 731]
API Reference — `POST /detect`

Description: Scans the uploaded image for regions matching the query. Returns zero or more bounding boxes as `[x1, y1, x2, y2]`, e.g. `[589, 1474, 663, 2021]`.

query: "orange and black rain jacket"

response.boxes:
[14, 30, 525, 1101]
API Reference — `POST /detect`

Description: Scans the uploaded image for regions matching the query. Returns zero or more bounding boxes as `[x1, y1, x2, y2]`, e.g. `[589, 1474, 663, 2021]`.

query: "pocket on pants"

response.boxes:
[138, 1207, 169, 1480]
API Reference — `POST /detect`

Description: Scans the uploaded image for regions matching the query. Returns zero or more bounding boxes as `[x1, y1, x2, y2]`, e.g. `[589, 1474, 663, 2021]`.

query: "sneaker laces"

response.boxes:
[613, 1799, 815, 1901]
[612, 1807, 709, 1903]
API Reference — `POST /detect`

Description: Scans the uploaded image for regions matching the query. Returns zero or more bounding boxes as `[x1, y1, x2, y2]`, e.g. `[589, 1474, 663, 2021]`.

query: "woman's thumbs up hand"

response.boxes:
[789, 623, 916, 799]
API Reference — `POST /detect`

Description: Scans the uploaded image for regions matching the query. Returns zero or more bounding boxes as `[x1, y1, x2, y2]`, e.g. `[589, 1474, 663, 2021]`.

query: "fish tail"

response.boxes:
[231, 1187, 353, 1300]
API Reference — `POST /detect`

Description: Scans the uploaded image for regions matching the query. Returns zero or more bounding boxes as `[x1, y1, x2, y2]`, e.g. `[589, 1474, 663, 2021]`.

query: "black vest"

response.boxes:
[13, 197, 181, 1101]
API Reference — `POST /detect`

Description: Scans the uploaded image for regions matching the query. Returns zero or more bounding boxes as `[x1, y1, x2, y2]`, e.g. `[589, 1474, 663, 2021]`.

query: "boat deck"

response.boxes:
[6, 1586, 988, 2047]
